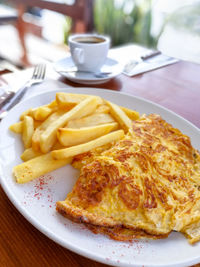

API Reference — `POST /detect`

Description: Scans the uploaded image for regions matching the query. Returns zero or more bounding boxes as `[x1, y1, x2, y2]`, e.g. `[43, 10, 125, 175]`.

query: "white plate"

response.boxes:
[53, 57, 122, 84]
[0, 88, 200, 267]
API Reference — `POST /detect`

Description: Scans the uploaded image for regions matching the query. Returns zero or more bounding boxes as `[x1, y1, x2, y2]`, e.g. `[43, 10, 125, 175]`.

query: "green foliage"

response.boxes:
[63, 16, 72, 43]
[94, 0, 156, 48]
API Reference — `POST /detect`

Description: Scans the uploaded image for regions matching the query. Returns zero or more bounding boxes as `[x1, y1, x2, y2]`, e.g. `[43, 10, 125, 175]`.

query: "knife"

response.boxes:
[123, 51, 179, 76]
[0, 91, 15, 109]
[0, 84, 31, 121]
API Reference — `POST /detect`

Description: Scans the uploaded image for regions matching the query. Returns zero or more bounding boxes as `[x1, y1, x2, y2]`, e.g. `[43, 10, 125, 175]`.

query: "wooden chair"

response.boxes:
[0, 4, 28, 67]
[7, 0, 94, 65]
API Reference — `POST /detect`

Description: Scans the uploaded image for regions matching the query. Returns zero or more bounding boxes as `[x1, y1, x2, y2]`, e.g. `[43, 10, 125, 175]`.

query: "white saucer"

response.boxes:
[53, 56, 122, 84]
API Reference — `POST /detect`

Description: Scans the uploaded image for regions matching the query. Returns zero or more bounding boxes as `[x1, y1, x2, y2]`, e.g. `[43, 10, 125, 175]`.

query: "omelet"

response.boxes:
[57, 114, 200, 244]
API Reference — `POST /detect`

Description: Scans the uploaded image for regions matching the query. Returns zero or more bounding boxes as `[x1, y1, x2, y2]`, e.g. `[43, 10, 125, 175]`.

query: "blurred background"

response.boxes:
[0, 0, 199, 69]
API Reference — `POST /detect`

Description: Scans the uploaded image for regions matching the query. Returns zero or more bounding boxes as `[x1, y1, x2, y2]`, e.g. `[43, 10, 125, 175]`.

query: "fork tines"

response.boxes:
[32, 64, 46, 80]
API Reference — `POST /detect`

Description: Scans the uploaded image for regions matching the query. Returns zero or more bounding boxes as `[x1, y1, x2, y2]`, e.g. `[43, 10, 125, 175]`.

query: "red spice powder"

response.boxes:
[23, 174, 55, 208]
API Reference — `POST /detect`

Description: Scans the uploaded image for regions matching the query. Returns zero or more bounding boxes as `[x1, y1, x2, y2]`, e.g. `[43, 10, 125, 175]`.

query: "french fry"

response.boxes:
[14, 153, 72, 183]
[56, 92, 86, 109]
[32, 110, 66, 151]
[32, 128, 42, 151]
[40, 96, 99, 153]
[31, 100, 59, 121]
[22, 116, 34, 148]
[52, 141, 64, 150]
[52, 129, 124, 160]
[120, 106, 140, 120]
[47, 100, 57, 108]
[95, 104, 110, 114]
[22, 140, 65, 161]
[56, 92, 103, 109]
[67, 113, 115, 128]
[21, 147, 43, 161]
[20, 108, 33, 120]
[34, 120, 42, 129]
[31, 106, 53, 121]
[9, 121, 23, 133]
[106, 101, 132, 132]
[57, 122, 118, 146]
[10, 93, 137, 184]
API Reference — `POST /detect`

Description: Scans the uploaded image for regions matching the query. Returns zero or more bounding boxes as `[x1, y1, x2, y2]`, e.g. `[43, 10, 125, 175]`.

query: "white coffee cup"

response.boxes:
[68, 34, 110, 72]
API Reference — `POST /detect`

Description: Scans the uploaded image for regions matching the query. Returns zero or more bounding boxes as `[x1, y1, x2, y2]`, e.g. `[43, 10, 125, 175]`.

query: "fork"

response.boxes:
[0, 64, 46, 120]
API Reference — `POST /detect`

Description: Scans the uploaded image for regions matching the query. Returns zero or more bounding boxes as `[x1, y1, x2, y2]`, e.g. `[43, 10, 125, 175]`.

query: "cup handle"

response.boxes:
[73, 48, 84, 64]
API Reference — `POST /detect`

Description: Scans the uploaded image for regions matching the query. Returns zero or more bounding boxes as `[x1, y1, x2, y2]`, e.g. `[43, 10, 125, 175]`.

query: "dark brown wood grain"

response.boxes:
[1, 48, 200, 267]
[0, 186, 108, 267]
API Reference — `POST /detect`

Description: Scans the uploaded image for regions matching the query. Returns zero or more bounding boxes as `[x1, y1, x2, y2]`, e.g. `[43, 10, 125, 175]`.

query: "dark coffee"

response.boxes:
[73, 36, 105, 44]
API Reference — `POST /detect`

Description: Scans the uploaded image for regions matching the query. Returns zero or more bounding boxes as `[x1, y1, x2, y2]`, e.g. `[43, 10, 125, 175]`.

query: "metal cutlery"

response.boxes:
[0, 91, 15, 109]
[123, 51, 178, 76]
[0, 64, 46, 120]
[58, 68, 112, 78]
[123, 51, 161, 74]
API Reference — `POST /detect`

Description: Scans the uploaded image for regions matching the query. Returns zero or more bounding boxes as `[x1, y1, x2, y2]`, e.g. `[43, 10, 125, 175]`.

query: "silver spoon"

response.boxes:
[57, 68, 112, 78]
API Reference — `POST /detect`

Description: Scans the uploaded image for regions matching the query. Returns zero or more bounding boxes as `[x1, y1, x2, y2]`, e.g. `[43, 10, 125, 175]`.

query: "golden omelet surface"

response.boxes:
[57, 114, 200, 243]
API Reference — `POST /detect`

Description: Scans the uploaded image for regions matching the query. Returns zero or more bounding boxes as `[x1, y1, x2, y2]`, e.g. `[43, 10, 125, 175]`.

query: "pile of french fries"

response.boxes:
[10, 92, 139, 183]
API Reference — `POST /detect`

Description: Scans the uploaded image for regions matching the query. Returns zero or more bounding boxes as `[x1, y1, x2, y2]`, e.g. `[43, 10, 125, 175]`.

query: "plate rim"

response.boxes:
[53, 56, 123, 82]
[0, 87, 200, 267]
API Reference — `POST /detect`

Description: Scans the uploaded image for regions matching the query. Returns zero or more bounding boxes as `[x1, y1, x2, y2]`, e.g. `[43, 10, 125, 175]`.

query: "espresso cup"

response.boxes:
[68, 34, 110, 72]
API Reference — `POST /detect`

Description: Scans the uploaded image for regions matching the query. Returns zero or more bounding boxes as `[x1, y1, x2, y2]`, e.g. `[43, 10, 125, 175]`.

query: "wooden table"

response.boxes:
[1, 45, 200, 267]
